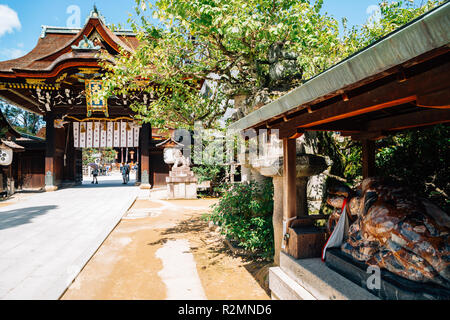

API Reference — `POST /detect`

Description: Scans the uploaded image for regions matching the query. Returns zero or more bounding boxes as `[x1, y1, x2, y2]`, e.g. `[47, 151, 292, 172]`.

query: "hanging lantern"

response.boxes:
[126, 122, 131, 131]
[114, 122, 118, 130]
[80, 123, 86, 133]
[103, 121, 107, 131]
[0, 145, 13, 166]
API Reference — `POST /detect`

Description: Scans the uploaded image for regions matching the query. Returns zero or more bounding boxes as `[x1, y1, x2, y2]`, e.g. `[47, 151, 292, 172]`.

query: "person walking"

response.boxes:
[125, 162, 130, 183]
[121, 163, 128, 184]
[92, 167, 99, 184]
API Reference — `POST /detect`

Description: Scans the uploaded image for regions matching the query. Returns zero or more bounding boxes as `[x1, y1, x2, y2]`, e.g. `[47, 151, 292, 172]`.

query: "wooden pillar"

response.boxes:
[282, 138, 297, 252]
[140, 123, 151, 189]
[362, 139, 376, 179]
[44, 112, 57, 191]
[136, 147, 141, 183]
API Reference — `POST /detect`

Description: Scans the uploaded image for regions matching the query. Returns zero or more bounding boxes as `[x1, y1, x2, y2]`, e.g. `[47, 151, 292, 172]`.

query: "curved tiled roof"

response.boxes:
[0, 16, 138, 76]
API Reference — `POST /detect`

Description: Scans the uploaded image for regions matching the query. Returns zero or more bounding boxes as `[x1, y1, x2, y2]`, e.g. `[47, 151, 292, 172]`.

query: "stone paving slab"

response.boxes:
[0, 175, 139, 300]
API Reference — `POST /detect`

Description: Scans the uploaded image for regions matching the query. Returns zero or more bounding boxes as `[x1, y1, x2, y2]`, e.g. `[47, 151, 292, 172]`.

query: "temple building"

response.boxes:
[0, 8, 170, 191]
[230, 3, 449, 300]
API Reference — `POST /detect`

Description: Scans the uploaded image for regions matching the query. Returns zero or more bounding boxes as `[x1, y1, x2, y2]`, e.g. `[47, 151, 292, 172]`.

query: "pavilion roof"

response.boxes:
[229, 2, 450, 137]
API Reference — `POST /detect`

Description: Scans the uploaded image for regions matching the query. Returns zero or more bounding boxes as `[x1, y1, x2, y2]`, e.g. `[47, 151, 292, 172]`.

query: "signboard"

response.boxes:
[85, 80, 108, 117]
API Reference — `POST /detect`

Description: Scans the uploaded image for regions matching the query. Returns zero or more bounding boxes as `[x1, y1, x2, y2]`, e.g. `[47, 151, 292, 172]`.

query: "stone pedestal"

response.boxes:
[295, 154, 328, 217]
[241, 164, 252, 182]
[253, 153, 328, 264]
[166, 166, 198, 199]
[253, 157, 283, 265]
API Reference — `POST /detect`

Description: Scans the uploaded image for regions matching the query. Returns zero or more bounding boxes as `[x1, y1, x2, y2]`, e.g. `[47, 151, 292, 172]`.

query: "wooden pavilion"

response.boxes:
[229, 3, 450, 299]
[0, 7, 170, 190]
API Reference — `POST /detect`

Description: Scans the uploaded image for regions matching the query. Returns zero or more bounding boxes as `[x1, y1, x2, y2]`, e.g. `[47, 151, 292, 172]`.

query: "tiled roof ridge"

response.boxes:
[40, 25, 136, 38]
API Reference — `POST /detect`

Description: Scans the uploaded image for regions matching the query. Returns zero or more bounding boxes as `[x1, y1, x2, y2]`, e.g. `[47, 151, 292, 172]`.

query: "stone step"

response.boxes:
[269, 267, 316, 300]
[275, 252, 378, 300]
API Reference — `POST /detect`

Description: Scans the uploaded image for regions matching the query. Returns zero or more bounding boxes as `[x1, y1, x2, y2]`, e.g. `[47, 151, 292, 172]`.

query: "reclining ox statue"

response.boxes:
[326, 177, 450, 289]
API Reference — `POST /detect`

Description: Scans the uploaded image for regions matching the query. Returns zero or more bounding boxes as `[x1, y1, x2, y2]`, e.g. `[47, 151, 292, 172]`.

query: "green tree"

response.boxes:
[0, 100, 44, 136]
[82, 148, 117, 166]
[317, 0, 448, 211]
[342, 0, 445, 53]
[101, 0, 344, 129]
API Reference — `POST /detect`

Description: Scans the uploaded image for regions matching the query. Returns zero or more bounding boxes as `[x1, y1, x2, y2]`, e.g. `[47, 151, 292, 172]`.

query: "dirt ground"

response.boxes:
[61, 198, 271, 300]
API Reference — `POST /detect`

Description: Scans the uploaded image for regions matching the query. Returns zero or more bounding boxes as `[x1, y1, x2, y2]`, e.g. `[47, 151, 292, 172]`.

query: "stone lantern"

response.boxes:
[156, 137, 198, 199]
[252, 149, 327, 264]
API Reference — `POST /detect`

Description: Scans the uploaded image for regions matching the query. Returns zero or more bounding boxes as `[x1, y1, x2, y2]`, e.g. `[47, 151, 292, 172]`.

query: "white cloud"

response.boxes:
[0, 5, 21, 38]
[366, 4, 381, 26]
[0, 48, 25, 60]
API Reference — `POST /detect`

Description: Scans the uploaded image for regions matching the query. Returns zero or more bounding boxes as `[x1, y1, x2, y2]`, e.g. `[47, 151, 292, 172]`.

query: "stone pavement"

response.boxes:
[0, 173, 142, 300]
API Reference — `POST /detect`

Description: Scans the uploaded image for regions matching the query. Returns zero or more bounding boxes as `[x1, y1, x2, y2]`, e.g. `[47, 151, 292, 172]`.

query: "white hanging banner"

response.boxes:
[100, 123, 107, 147]
[107, 122, 113, 148]
[73, 122, 80, 148]
[93, 122, 100, 148]
[127, 127, 134, 147]
[134, 127, 140, 147]
[73, 121, 140, 148]
[120, 122, 127, 147]
[86, 122, 93, 148]
[113, 122, 120, 147]
[79, 123, 86, 148]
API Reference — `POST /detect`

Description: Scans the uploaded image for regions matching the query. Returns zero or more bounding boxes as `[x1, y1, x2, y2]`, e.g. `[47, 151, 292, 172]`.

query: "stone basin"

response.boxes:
[252, 153, 327, 178]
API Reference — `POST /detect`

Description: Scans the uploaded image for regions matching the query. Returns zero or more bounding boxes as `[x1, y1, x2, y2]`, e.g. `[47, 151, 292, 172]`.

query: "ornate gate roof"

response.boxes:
[0, 7, 145, 117]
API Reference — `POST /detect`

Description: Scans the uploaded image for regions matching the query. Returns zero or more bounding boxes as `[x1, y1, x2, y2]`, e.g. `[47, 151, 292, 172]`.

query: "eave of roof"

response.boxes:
[0, 15, 138, 76]
[1, 139, 25, 150]
[229, 2, 450, 133]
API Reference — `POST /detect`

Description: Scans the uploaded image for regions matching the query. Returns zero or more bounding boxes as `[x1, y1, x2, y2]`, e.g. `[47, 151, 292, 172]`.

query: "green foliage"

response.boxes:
[316, 132, 362, 185]
[376, 125, 450, 212]
[101, 0, 345, 129]
[0, 101, 44, 136]
[82, 148, 117, 166]
[342, 0, 445, 55]
[207, 181, 274, 259]
[192, 164, 225, 184]
[316, 0, 447, 203]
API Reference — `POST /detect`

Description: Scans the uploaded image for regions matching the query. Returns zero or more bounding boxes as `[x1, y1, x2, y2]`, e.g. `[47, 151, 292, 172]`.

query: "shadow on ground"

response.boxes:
[76, 180, 138, 189]
[158, 214, 273, 295]
[0, 205, 58, 230]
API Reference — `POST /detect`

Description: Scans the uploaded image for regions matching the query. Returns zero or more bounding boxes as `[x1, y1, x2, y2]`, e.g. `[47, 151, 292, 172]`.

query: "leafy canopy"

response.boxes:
[101, 0, 344, 129]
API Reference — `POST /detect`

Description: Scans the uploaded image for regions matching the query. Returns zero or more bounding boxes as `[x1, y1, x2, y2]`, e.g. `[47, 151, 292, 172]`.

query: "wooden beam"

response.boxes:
[275, 61, 450, 138]
[351, 131, 387, 141]
[365, 108, 450, 132]
[416, 89, 450, 109]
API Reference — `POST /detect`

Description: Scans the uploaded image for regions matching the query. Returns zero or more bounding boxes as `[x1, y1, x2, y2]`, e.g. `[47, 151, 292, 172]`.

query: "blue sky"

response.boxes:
[0, 0, 423, 62]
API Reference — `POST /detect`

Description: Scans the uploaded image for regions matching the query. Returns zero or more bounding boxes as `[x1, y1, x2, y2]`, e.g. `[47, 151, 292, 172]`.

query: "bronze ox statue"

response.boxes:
[326, 177, 450, 289]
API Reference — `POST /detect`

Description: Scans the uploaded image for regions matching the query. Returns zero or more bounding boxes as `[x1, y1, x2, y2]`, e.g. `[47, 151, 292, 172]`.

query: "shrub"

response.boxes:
[207, 180, 274, 259]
